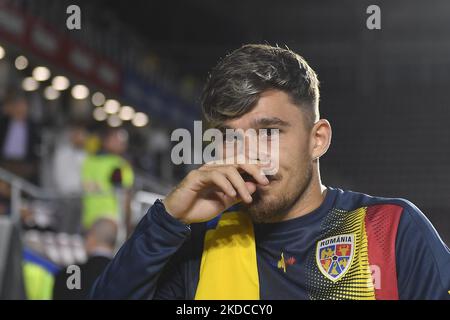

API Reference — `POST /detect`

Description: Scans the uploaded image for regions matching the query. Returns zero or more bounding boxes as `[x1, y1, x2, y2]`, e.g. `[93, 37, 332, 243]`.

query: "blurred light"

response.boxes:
[0, 46, 4, 59]
[132, 112, 149, 127]
[93, 107, 107, 121]
[107, 114, 122, 127]
[92, 92, 106, 106]
[71, 84, 89, 100]
[22, 77, 39, 91]
[52, 76, 70, 91]
[32, 66, 51, 81]
[44, 86, 60, 100]
[15, 55, 28, 70]
[119, 106, 135, 121]
[104, 99, 120, 114]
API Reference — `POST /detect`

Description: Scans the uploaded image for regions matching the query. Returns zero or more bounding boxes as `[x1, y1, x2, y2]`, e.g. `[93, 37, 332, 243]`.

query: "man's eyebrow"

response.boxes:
[251, 117, 291, 128]
[216, 117, 290, 131]
[217, 125, 232, 132]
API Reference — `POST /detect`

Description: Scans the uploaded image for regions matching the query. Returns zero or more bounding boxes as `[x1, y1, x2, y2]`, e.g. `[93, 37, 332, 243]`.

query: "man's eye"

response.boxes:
[260, 129, 279, 139]
[224, 134, 240, 143]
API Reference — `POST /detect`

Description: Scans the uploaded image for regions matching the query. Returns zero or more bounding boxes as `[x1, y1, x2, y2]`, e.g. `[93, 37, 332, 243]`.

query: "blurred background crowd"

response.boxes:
[0, 0, 197, 299]
[0, 0, 449, 299]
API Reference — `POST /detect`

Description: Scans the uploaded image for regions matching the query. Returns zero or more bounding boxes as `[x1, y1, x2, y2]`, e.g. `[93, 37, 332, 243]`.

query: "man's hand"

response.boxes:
[163, 160, 269, 224]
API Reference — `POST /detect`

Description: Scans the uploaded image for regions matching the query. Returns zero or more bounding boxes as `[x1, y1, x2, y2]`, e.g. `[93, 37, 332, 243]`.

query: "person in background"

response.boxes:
[0, 180, 11, 216]
[22, 248, 60, 300]
[0, 90, 41, 183]
[81, 128, 134, 234]
[52, 124, 87, 233]
[53, 218, 117, 299]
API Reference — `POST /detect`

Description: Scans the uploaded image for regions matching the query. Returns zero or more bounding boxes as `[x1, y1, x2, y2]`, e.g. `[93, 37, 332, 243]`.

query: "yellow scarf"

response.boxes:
[194, 209, 260, 300]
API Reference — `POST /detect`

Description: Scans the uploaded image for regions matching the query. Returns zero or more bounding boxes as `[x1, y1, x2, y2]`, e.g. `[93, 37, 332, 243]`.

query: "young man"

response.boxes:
[90, 44, 450, 300]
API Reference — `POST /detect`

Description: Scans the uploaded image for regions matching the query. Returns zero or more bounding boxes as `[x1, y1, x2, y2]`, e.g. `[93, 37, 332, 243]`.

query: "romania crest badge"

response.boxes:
[316, 234, 355, 282]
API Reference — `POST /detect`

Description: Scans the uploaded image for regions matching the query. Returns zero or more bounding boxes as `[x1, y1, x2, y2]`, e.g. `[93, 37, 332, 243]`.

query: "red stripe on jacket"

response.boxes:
[365, 204, 403, 300]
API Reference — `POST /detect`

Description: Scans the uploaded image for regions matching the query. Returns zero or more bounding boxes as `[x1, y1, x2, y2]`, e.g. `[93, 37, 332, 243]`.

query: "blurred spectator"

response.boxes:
[0, 180, 11, 216]
[52, 124, 87, 233]
[81, 128, 134, 232]
[53, 218, 117, 300]
[0, 90, 41, 183]
[22, 248, 60, 300]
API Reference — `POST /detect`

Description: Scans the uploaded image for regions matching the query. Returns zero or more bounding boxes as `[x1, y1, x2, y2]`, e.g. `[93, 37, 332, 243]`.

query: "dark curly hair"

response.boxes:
[201, 44, 320, 129]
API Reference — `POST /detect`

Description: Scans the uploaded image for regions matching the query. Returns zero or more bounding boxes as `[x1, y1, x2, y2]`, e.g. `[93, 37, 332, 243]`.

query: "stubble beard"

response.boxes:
[243, 163, 313, 223]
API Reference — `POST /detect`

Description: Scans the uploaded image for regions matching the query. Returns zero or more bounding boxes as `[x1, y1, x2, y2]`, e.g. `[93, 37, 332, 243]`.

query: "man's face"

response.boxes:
[221, 89, 314, 223]
[8, 98, 28, 120]
[104, 130, 128, 155]
[70, 127, 87, 148]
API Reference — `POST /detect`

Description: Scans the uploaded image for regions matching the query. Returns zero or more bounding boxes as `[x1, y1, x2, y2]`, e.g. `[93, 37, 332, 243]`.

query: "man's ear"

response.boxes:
[310, 119, 332, 160]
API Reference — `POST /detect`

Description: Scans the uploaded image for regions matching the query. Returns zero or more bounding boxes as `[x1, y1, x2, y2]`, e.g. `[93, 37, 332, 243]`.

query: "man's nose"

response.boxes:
[244, 134, 259, 162]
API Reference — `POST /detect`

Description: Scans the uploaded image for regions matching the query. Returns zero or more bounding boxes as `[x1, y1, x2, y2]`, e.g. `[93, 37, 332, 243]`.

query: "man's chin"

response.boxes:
[243, 193, 285, 223]
[246, 208, 282, 224]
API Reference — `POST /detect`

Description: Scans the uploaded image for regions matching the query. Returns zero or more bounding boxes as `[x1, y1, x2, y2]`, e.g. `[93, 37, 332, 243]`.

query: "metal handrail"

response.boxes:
[0, 167, 51, 199]
[0, 166, 172, 227]
[133, 170, 172, 195]
[0, 166, 61, 224]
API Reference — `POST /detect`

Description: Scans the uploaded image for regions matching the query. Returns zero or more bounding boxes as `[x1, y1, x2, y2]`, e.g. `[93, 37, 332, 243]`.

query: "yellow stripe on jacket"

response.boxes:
[195, 211, 260, 300]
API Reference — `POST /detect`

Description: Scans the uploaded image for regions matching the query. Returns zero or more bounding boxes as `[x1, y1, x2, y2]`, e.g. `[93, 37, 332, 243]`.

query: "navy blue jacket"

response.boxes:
[90, 187, 450, 300]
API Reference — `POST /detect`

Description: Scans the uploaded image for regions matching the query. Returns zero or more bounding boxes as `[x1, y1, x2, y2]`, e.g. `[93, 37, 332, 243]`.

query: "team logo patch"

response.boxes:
[276, 252, 297, 273]
[316, 234, 355, 282]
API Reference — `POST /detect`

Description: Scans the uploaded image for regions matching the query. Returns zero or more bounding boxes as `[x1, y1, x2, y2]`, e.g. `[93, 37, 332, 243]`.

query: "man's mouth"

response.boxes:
[240, 172, 257, 184]
[241, 172, 278, 184]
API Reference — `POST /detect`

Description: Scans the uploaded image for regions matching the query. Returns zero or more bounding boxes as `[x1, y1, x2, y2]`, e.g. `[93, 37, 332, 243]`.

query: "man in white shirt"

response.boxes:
[52, 124, 87, 233]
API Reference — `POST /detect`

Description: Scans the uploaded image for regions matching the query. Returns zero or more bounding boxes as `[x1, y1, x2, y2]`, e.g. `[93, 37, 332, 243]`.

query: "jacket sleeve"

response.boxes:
[396, 201, 450, 300]
[89, 200, 191, 299]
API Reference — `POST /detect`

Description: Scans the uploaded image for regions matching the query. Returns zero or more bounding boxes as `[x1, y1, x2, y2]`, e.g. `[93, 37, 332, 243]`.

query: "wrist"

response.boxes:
[161, 198, 190, 225]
